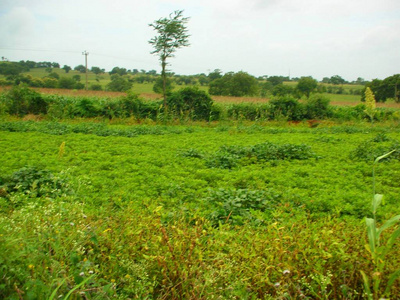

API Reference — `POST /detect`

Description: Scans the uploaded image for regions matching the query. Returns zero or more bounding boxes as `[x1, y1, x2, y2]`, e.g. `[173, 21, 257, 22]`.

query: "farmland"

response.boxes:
[1, 114, 400, 299]
[1, 79, 400, 298]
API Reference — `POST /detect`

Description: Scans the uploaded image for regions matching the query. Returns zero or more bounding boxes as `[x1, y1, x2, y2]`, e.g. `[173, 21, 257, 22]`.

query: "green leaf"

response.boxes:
[386, 225, 400, 249]
[384, 269, 400, 296]
[365, 218, 376, 255]
[374, 150, 396, 164]
[48, 279, 66, 300]
[377, 215, 400, 242]
[64, 274, 95, 300]
[360, 271, 373, 300]
[372, 194, 383, 215]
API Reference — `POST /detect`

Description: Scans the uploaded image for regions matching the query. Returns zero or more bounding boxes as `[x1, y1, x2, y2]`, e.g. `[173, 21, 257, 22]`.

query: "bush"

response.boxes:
[0, 166, 70, 205]
[304, 93, 332, 119]
[204, 188, 281, 226]
[1, 85, 48, 116]
[167, 87, 214, 120]
[106, 75, 133, 92]
[269, 95, 305, 121]
[90, 84, 103, 91]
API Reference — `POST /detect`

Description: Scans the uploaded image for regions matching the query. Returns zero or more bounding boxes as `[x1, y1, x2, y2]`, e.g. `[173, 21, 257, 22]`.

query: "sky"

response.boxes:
[0, 0, 399, 81]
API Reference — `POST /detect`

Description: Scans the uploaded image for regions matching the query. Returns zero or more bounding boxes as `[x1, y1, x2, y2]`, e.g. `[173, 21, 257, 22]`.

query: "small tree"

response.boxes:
[296, 76, 318, 98]
[149, 10, 190, 110]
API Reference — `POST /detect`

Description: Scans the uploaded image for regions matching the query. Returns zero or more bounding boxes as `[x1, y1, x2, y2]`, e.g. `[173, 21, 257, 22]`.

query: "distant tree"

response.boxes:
[62, 65, 71, 73]
[52, 62, 60, 68]
[209, 71, 259, 97]
[106, 74, 133, 92]
[329, 75, 346, 85]
[91, 66, 103, 75]
[267, 76, 286, 86]
[132, 69, 139, 74]
[72, 75, 81, 82]
[362, 74, 400, 103]
[0, 62, 24, 76]
[58, 77, 76, 89]
[47, 72, 60, 80]
[208, 69, 223, 81]
[354, 77, 367, 85]
[109, 67, 127, 76]
[153, 77, 173, 94]
[74, 65, 86, 73]
[146, 70, 157, 75]
[149, 10, 190, 110]
[198, 74, 209, 86]
[45, 67, 52, 73]
[272, 84, 294, 97]
[296, 77, 318, 97]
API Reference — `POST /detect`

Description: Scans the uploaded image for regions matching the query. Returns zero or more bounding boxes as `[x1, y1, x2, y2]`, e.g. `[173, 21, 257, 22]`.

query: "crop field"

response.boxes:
[1, 118, 400, 298]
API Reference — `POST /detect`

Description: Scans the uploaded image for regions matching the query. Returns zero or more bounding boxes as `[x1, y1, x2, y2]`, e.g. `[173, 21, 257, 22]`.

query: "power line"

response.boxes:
[0, 46, 80, 54]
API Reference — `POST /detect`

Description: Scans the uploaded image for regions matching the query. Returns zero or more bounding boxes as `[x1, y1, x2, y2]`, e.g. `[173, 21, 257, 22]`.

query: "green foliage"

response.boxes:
[0, 166, 70, 207]
[362, 74, 400, 103]
[209, 71, 259, 97]
[269, 95, 305, 121]
[271, 83, 295, 97]
[1, 84, 48, 115]
[152, 76, 173, 94]
[227, 103, 270, 120]
[149, 10, 190, 107]
[304, 93, 332, 119]
[58, 77, 83, 89]
[0, 122, 400, 298]
[205, 142, 316, 169]
[205, 188, 281, 225]
[167, 86, 214, 120]
[361, 151, 400, 299]
[350, 135, 400, 162]
[106, 74, 133, 92]
[0, 62, 25, 76]
[296, 76, 318, 97]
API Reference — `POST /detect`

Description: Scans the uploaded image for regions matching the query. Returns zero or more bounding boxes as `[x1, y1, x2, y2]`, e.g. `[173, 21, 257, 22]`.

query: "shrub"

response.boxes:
[269, 95, 305, 121]
[304, 93, 332, 119]
[167, 87, 214, 120]
[106, 75, 133, 92]
[350, 136, 400, 162]
[0, 166, 70, 205]
[1, 85, 48, 116]
[90, 84, 103, 91]
[204, 188, 281, 226]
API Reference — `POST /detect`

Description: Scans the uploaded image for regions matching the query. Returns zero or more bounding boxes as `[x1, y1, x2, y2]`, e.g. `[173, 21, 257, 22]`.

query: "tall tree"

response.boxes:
[149, 10, 190, 109]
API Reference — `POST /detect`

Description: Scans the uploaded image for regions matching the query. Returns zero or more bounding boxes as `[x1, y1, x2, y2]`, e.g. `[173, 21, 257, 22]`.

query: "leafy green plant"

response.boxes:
[0, 166, 70, 203]
[204, 188, 281, 226]
[361, 150, 400, 299]
[167, 86, 214, 120]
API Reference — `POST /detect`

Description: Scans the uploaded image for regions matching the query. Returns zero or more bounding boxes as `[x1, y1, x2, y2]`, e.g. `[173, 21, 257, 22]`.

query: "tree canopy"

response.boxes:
[149, 10, 190, 109]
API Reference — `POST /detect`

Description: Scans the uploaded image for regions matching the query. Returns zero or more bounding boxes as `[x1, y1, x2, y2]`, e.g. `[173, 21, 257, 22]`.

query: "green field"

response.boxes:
[1, 119, 400, 298]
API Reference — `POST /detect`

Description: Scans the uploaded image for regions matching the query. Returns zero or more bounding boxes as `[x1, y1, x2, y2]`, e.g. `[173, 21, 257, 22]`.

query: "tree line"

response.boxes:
[0, 59, 398, 102]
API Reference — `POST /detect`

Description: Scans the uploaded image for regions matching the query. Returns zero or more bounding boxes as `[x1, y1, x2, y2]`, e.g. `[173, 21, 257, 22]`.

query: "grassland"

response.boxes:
[1, 118, 400, 298]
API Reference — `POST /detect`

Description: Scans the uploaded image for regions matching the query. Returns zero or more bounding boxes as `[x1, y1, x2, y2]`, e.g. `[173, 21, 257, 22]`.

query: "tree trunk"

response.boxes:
[161, 60, 167, 111]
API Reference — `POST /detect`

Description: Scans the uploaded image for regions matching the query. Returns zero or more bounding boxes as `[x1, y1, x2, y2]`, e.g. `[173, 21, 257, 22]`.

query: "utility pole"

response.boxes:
[82, 50, 89, 90]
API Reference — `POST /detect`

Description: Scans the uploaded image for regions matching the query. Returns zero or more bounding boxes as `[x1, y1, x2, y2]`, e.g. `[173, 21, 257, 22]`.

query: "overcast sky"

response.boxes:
[0, 0, 399, 81]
